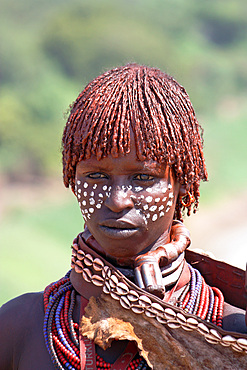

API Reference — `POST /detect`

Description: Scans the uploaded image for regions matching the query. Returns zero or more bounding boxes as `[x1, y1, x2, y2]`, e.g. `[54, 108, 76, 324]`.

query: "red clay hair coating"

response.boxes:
[62, 64, 208, 220]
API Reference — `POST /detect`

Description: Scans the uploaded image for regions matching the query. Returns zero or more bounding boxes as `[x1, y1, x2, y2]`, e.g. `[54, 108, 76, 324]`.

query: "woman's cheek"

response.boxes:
[75, 180, 175, 223]
[133, 184, 175, 223]
[74, 180, 111, 221]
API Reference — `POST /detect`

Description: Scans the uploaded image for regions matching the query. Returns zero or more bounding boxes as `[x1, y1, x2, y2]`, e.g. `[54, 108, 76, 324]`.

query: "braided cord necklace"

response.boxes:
[43, 264, 224, 370]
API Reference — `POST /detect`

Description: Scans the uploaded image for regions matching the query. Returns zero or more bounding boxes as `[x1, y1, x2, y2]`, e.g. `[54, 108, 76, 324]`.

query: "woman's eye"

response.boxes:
[134, 174, 154, 181]
[87, 173, 107, 179]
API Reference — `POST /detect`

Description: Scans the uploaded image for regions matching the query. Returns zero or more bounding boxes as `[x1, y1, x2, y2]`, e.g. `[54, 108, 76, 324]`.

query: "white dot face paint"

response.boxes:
[134, 186, 143, 192]
[152, 214, 158, 222]
[75, 157, 178, 232]
[167, 200, 173, 207]
[115, 181, 178, 227]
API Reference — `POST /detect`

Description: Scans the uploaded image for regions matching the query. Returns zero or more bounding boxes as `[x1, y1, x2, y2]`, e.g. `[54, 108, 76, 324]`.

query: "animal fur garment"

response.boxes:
[80, 294, 247, 370]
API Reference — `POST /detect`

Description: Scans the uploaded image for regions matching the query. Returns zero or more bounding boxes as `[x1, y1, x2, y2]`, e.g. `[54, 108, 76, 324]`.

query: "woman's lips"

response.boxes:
[98, 219, 139, 239]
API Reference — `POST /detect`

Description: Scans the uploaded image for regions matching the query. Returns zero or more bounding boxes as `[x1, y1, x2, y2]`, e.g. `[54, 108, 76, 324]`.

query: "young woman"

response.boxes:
[0, 64, 246, 369]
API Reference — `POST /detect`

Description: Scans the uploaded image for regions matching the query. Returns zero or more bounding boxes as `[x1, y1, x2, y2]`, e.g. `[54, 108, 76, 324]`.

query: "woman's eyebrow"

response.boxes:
[77, 162, 164, 174]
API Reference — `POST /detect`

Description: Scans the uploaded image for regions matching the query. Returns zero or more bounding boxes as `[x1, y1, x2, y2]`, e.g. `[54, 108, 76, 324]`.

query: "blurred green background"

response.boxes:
[1, 0, 247, 305]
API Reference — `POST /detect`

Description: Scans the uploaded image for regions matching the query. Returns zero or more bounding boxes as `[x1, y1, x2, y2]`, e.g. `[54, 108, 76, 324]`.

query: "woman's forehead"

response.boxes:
[76, 149, 169, 177]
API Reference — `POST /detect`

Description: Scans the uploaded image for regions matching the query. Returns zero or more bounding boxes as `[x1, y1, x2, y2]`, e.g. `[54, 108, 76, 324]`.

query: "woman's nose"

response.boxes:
[104, 186, 134, 213]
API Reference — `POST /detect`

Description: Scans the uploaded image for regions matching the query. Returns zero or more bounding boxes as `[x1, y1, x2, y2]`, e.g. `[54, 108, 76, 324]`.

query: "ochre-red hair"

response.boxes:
[62, 64, 208, 220]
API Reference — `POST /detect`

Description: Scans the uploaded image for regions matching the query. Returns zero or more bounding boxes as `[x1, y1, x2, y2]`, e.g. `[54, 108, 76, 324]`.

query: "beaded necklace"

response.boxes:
[43, 273, 149, 370]
[43, 263, 223, 370]
[177, 264, 224, 326]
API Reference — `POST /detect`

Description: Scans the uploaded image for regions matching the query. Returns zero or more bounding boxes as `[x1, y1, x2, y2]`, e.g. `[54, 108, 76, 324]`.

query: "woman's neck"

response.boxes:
[70, 229, 189, 301]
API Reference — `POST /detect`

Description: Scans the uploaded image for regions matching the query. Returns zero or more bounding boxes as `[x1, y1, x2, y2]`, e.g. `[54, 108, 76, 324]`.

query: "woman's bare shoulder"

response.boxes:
[0, 292, 45, 370]
[0, 292, 44, 322]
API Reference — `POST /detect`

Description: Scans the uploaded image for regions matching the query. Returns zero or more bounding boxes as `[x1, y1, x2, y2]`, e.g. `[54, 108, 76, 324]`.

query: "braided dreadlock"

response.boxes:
[62, 64, 208, 220]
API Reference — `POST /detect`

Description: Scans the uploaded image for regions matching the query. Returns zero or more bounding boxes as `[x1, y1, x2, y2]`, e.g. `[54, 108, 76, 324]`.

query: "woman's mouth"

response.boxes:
[98, 219, 139, 239]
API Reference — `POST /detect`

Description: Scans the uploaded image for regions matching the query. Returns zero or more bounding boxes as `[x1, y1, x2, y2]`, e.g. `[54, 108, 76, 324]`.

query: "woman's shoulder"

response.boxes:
[0, 291, 44, 323]
[0, 292, 45, 370]
[0, 292, 45, 344]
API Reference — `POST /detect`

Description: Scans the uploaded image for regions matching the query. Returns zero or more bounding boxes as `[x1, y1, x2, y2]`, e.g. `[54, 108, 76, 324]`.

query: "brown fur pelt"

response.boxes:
[80, 294, 247, 369]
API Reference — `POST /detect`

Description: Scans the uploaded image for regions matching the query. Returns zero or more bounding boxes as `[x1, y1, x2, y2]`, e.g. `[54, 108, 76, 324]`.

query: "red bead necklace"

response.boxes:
[43, 275, 149, 369]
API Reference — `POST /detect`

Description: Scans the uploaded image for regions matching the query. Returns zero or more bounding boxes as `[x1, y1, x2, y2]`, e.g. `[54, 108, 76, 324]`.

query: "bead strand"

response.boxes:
[44, 277, 79, 369]
[191, 268, 203, 315]
[177, 264, 224, 327]
[184, 265, 196, 313]
[206, 286, 215, 322]
[200, 281, 210, 321]
[44, 274, 150, 369]
[212, 287, 224, 327]
[68, 289, 79, 347]
[195, 277, 207, 318]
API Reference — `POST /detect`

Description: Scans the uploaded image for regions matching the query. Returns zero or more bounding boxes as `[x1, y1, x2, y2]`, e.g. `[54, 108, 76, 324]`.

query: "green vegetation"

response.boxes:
[0, 194, 83, 305]
[1, 0, 247, 185]
[1, 0, 247, 304]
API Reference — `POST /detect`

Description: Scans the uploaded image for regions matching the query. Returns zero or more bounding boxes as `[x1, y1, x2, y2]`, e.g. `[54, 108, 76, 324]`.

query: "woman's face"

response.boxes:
[75, 142, 180, 259]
